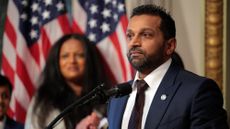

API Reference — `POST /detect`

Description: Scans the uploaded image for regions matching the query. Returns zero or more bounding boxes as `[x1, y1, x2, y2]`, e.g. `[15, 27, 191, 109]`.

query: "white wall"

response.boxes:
[171, 0, 204, 75]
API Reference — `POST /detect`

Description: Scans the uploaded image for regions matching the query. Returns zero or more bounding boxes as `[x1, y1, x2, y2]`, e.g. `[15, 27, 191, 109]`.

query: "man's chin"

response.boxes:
[130, 59, 144, 66]
[130, 63, 145, 71]
[130, 58, 142, 64]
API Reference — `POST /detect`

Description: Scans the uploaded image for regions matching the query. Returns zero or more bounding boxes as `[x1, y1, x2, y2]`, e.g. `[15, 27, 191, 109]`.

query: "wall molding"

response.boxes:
[205, 0, 223, 89]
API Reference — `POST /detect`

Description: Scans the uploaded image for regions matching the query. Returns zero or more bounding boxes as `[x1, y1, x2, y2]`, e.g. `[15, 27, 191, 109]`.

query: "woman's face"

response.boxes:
[59, 38, 86, 82]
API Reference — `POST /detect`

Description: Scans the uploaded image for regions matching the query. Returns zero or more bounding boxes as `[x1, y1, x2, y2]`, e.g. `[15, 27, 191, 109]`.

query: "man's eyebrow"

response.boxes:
[140, 28, 155, 32]
[126, 28, 155, 33]
[126, 29, 132, 33]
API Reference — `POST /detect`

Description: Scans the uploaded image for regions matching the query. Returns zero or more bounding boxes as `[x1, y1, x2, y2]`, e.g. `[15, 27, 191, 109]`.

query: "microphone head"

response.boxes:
[114, 82, 132, 98]
[100, 82, 132, 102]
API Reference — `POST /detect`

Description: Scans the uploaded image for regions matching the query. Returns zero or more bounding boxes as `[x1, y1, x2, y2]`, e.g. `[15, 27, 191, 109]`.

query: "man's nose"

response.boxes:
[130, 36, 141, 47]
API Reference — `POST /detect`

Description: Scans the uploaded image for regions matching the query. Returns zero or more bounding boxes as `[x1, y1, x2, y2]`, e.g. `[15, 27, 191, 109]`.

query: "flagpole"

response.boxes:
[64, 0, 73, 27]
[0, 0, 8, 69]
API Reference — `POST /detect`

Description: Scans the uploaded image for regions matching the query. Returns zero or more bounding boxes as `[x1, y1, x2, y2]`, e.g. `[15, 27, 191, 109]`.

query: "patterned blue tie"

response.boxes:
[128, 80, 148, 129]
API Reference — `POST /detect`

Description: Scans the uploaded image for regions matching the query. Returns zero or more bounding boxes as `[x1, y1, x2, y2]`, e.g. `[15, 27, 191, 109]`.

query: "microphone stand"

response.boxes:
[45, 84, 108, 129]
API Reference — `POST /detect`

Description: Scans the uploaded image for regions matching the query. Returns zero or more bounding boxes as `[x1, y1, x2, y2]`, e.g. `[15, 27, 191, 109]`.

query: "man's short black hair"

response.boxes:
[0, 74, 13, 95]
[131, 4, 176, 40]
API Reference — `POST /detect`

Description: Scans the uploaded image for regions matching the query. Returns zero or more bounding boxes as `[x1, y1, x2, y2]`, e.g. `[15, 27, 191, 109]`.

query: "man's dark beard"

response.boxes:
[127, 54, 149, 72]
[127, 47, 165, 72]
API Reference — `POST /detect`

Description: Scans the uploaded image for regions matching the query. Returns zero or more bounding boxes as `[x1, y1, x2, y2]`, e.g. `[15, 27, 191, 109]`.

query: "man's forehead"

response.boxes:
[127, 15, 161, 29]
[126, 27, 156, 33]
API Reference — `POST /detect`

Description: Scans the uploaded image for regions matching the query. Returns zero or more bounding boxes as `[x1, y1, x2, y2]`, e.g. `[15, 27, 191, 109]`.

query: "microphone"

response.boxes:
[45, 82, 132, 129]
[105, 82, 132, 98]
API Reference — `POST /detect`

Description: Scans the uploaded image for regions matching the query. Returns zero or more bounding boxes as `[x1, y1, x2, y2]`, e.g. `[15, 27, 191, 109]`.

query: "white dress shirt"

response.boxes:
[121, 59, 172, 129]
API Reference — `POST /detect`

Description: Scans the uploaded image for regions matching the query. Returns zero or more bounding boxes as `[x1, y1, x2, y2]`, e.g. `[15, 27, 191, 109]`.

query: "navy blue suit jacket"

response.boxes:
[4, 116, 24, 129]
[107, 61, 229, 129]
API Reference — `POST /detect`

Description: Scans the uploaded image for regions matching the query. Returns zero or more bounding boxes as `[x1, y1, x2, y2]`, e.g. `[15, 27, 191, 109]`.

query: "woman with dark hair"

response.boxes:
[25, 33, 109, 129]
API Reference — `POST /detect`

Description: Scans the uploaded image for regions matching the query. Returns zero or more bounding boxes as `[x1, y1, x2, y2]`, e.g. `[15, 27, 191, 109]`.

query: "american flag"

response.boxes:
[1, 0, 71, 123]
[72, 0, 133, 83]
[1, 0, 133, 124]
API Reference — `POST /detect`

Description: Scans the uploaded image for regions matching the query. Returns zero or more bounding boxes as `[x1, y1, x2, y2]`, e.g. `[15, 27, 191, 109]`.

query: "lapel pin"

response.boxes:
[161, 94, 167, 101]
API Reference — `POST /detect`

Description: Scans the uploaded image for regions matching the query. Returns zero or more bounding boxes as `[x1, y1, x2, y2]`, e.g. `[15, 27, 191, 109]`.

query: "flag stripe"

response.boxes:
[29, 43, 41, 67]
[5, 17, 17, 48]
[14, 74, 30, 109]
[120, 15, 128, 34]
[15, 99, 26, 122]
[41, 29, 51, 60]
[115, 22, 133, 80]
[97, 38, 124, 82]
[15, 39, 41, 87]
[109, 32, 127, 81]
[43, 20, 63, 46]
[57, 15, 71, 34]
[72, 21, 84, 34]
[1, 55, 15, 86]
[16, 56, 35, 98]
[2, 35, 17, 70]
[7, 107, 14, 119]
[72, 0, 87, 32]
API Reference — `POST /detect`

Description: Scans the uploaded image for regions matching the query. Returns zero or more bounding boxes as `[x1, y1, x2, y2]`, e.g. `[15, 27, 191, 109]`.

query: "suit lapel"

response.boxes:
[108, 95, 129, 129]
[145, 61, 182, 129]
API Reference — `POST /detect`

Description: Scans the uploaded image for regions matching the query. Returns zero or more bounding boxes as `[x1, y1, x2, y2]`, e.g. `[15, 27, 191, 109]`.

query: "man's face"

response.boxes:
[0, 86, 10, 120]
[126, 14, 172, 73]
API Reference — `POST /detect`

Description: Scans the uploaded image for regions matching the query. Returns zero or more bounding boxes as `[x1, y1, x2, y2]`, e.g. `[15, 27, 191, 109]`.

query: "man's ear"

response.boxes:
[166, 38, 176, 55]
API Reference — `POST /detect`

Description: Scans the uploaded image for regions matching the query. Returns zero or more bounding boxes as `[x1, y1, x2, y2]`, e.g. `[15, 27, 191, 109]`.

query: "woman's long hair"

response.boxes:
[33, 33, 108, 129]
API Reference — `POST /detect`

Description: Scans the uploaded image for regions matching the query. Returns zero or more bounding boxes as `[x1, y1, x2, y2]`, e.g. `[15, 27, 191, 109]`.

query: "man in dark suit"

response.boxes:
[0, 74, 24, 129]
[107, 4, 229, 129]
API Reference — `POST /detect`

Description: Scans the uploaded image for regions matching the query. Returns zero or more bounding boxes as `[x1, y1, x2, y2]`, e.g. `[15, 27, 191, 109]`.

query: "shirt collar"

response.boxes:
[133, 58, 172, 89]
